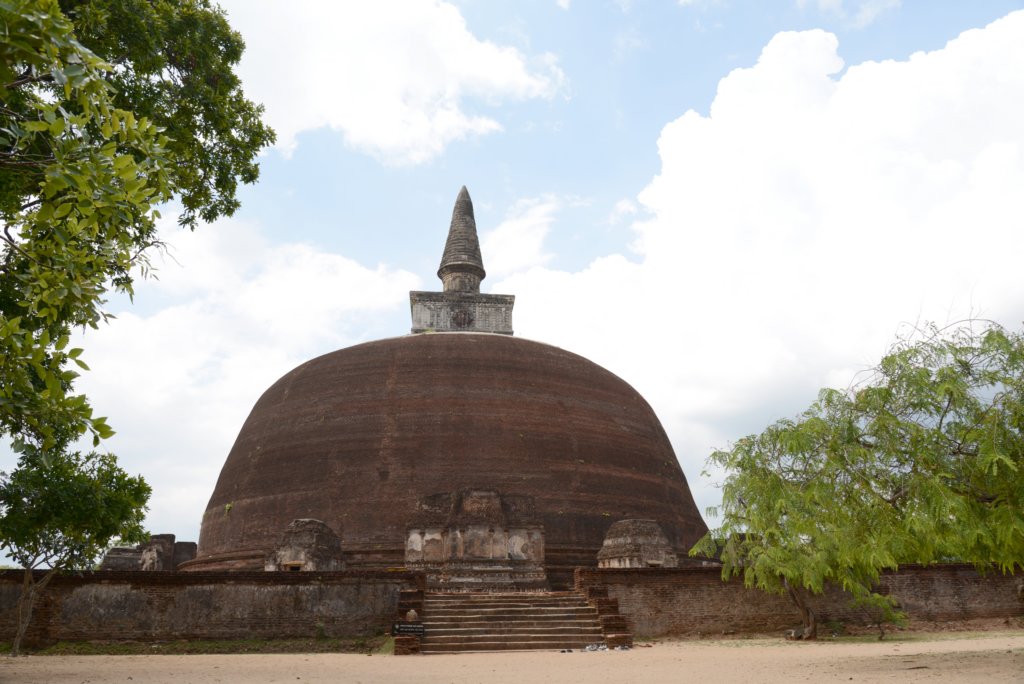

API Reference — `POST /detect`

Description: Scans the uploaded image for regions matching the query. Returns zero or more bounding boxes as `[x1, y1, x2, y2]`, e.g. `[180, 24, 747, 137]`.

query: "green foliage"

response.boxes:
[692, 322, 1024, 635]
[0, 447, 149, 654]
[58, 0, 276, 229]
[2, 0, 171, 451]
[0, 449, 150, 571]
[1, 0, 272, 453]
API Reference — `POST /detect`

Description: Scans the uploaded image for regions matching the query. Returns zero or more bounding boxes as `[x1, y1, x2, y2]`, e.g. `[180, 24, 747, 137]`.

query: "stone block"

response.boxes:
[393, 635, 421, 655]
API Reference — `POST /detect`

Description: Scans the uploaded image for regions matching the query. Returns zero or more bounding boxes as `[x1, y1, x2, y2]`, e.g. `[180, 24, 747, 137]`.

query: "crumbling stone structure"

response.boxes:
[264, 519, 344, 571]
[405, 489, 546, 588]
[597, 519, 679, 569]
[99, 534, 196, 571]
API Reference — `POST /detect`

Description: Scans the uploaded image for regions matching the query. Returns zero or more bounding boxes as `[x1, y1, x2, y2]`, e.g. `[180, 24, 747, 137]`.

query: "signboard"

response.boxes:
[392, 622, 425, 637]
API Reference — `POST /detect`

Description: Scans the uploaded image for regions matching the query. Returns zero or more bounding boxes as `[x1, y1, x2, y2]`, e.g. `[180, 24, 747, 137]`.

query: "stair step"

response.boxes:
[424, 626, 603, 637]
[424, 619, 603, 629]
[425, 589, 585, 593]
[425, 609, 596, 618]
[422, 640, 604, 653]
[421, 597, 585, 602]
[421, 626, 598, 638]
[424, 605, 588, 612]
[424, 619, 597, 629]
[411, 590, 629, 654]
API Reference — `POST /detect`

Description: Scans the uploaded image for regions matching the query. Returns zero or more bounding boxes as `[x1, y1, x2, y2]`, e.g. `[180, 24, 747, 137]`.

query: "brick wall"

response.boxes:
[2, 565, 1018, 645]
[0, 570, 422, 647]
[575, 564, 1023, 638]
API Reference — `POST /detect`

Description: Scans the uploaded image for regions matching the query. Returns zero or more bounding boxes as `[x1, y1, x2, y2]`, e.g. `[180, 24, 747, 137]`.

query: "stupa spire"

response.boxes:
[409, 186, 514, 334]
[437, 186, 485, 293]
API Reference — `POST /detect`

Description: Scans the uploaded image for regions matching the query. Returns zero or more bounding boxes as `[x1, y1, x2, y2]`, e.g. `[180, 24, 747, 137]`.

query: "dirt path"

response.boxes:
[2, 633, 1022, 684]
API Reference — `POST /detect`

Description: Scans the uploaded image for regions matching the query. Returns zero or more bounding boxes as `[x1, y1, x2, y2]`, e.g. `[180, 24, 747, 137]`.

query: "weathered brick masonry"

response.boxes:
[576, 564, 1024, 638]
[0, 565, 1019, 645]
[0, 570, 421, 647]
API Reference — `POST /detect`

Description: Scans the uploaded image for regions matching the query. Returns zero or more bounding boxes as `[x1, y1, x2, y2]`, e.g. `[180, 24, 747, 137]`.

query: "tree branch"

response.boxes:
[4, 72, 54, 90]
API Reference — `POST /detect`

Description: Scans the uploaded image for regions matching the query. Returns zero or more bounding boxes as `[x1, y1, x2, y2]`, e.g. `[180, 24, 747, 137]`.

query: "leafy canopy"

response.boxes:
[2, 0, 172, 452]
[0, 449, 150, 572]
[0, 446, 149, 655]
[692, 322, 1024, 626]
[58, 0, 275, 229]
[1, 0, 273, 453]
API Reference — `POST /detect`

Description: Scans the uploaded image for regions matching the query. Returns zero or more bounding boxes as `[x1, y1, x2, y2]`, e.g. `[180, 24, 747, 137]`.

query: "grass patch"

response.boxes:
[376, 636, 395, 655]
[0, 634, 391, 656]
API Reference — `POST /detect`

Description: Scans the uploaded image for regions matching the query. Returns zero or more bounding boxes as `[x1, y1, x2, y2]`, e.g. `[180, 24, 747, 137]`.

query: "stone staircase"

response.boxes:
[418, 591, 628, 654]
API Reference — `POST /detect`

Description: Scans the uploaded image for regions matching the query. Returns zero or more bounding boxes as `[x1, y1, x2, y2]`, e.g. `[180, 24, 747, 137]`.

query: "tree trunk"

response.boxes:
[11, 567, 58, 656]
[784, 579, 817, 640]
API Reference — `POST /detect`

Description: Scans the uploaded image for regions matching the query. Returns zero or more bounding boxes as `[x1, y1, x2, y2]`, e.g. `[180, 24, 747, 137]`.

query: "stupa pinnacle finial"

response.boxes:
[438, 186, 486, 293]
[409, 186, 514, 334]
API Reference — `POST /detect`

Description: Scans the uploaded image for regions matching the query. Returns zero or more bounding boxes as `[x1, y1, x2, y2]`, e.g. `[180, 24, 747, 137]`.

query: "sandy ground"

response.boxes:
[2, 633, 1022, 684]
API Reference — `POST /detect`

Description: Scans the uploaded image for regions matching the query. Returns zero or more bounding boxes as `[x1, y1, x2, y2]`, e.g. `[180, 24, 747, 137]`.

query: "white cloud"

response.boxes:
[70, 218, 420, 540]
[608, 198, 638, 224]
[556, 0, 571, 9]
[798, 0, 901, 28]
[220, 1, 565, 164]
[497, 11, 1024, 520]
[613, 27, 647, 62]
[849, 0, 901, 27]
[481, 196, 559, 279]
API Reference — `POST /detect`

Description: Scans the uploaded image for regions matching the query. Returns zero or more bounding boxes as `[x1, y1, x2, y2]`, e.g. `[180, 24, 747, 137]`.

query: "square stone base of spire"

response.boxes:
[410, 291, 514, 335]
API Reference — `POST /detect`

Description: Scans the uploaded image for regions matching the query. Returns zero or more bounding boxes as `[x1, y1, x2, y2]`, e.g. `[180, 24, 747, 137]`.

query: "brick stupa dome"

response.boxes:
[186, 188, 708, 584]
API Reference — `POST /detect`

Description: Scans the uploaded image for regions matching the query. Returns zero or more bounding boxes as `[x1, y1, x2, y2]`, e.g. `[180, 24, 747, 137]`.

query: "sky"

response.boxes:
[9, 0, 1024, 550]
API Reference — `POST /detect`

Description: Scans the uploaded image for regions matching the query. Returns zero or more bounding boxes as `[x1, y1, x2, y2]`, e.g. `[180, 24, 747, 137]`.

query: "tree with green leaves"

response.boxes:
[0, 448, 150, 655]
[2, 0, 170, 451]
[692, 321, 1024, 639]
[1, 0, 271, 654]
[1, 0, 274, 452]
[58, 0, 275, 229]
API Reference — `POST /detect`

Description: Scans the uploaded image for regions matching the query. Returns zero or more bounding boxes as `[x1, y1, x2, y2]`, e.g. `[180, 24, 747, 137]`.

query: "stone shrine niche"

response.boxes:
[597, 519, 679, 569]
[264, 519, 344, 571]
[406, 489, 546, 589]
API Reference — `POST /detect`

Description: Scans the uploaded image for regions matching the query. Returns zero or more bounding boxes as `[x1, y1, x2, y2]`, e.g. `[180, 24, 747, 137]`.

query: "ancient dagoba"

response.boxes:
[184, 187, 708, 587]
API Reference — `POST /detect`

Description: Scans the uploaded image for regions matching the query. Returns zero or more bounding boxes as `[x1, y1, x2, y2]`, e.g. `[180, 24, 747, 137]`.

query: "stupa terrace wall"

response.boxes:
[575, 564, 1024, 638]
[0, 570, 419, 648]
[0, 565, 1019, 646]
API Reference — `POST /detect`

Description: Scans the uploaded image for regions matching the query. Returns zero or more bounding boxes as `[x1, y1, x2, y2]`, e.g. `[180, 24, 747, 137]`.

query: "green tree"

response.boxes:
[0, 0, 270, 654]
[0, 448, 150, 655]
[692, 322, 1024, 639]
[2, 0, 171, 451]
[58, 0, 275, 229]
[1, 0, 273, 452]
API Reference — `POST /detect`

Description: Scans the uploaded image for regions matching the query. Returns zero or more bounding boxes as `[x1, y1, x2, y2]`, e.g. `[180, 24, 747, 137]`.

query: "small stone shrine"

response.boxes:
[264, 519, 345, 571]
[597, 519, 679, 568]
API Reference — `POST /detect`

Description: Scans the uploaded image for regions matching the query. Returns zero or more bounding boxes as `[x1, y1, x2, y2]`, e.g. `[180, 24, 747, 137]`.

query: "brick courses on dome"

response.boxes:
[187, 332, 708, 578]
